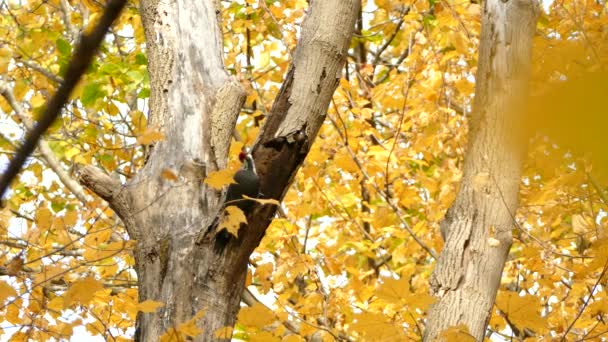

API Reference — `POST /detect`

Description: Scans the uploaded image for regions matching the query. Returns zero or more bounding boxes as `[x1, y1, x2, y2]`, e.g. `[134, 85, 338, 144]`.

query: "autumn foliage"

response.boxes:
[0, 0, 607, 340]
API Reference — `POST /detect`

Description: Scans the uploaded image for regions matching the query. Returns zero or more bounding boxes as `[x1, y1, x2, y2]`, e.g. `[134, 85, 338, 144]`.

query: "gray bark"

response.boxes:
[78, 0, 359, 341]
[424, 0, 539, 340]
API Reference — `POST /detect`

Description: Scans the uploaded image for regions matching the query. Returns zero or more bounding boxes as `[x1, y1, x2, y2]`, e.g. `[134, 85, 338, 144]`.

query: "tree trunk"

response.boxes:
[424, 0, 539, 340]
[78, 0, 359, 341]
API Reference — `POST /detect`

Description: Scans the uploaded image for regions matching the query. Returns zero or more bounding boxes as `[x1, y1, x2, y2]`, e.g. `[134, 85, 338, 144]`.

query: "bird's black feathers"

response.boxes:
[214, 152, 260, 249]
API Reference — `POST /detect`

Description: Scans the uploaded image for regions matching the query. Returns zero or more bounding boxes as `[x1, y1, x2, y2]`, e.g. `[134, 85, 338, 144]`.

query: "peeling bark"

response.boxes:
[78, 0, 360, 340]
[424, 0, 539, 340]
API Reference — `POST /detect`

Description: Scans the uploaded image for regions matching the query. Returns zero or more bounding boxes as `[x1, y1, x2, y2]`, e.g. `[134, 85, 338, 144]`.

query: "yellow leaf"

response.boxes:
[294, 0, 308, 9]
[13, 80, 28, 101]
[375, 276, 410, 303]
[454, 78, 474, 95]
[404, 292, 436, 311]
[0, 47, 10, 74]
[130, 110, 147, 132]
[106, 102, 119, 115]
[218, 206, 247, 238]
[256, 49, 271, 69]
[86, 321, 106, 336]
[63, 276, 104, 308]
[35, 207, 53, 231]
[0, 280, 17, 303]
[34, 264, 66, 285]
[237, 303, 275, 328]
[47, 297, 64, 311]
[161, 168, 179, 181]
[250, 331, 281, 342]
[213, 326, 233, 339]
[0, 97, 11, 113]
[450, 31, 468, 53]
[299, 323, 316, 337]
[178, 321, 203, 338]
[440, 324, 475, 342]
[63, 210, 79, 227]
[65, 147, 80, 159]
[350, 312, 405, 340]
[30, 93, 46, 108]
[8, 332, 27, 341]
[137, 300, 164, 313]
[137, 127, 165, 145]
[495, 292, 547, 333]
[255, 263, 274, 293]
[339, 78, 351, 91]
[160, 328, 182, 342]
[204, 169, 236, 190]
[334, 150, 359, 174]
[176, 310, 205, 338]
[572, 214, 590, 234]
[282, 335, 305, 342]
[84, 227, 112, 247]
[5, 301, 21, 324]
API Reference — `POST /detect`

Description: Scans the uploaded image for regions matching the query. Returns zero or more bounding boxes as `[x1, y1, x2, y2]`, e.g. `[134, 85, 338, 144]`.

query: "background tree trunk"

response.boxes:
[78, 0, 359, 341]
[424, 0, 539, 340]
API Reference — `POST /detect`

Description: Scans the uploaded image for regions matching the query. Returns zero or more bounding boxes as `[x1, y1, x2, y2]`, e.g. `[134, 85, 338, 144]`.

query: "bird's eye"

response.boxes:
[238, 151, 246, 161]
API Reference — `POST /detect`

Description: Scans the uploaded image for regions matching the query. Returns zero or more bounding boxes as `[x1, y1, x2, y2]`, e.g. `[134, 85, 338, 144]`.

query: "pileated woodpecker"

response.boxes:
[225, 150, 260, 211]
[215, 149, 260, 246]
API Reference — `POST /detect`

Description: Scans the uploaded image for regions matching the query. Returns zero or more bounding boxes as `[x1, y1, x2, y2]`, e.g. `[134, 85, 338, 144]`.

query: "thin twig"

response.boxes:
[241, 288, 301, 335]
[328, 107, 437, 259]
[371, 7, 409, 65]
[374, 30, 416, 85]
[561, 259, 608, 341]
[0, 0, 127, 198]
[17, 59, 63, 84]
[0, 82, 90, 203]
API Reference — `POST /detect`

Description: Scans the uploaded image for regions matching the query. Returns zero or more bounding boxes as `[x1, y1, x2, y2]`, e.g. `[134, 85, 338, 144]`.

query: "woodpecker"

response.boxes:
[215, 149, 260, 247]
[225, 150, 260, 211]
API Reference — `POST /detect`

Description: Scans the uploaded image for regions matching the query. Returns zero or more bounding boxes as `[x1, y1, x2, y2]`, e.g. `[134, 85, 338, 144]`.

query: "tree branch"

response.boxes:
[17, 59, 63, 84]
[0, 0, 127, 198]
[76, 165, 134, 236]
[0, 82, 90, 204]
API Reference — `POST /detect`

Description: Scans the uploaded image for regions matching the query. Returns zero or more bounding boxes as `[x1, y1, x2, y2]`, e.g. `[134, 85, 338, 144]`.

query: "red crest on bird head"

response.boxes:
[238, 151, 247, 162]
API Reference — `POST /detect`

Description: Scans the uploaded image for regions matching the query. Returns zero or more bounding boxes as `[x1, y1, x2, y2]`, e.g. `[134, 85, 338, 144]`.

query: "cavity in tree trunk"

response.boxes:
[78, 0, 360, 340]
[424, 0, 539, 340]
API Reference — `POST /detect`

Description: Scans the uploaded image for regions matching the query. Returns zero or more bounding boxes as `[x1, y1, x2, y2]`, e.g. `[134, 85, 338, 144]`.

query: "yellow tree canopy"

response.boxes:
[0, 0, 607, 340]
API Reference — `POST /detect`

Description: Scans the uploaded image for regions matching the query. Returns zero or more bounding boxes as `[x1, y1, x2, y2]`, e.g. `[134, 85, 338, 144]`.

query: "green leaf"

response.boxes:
[51, 200, 66, 212]
[423, 14, 436, 27]
[99, 154, 113, 162]
[138, 88, 150, 99]
[127, 70, 145, 84]
[47, 141, 66, 158]
[81, 83, 105, 108]
[56, 38, 72, 56]
[135, 53, 147, 65]
[100, 63, 121, 74]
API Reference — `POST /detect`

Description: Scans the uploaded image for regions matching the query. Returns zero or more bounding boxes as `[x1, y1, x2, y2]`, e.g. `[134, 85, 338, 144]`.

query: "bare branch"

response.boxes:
[59, 0, 79, 41]
[0, 82, 90, 204]
[371, 8, 409, 65]
[327, 108, 438, 260]
[17, 59, 63, 84]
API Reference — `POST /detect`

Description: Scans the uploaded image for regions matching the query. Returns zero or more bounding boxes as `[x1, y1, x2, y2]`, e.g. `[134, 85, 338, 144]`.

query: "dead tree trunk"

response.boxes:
[424, 0, 539, 340]
[78, 0, 359, 340]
